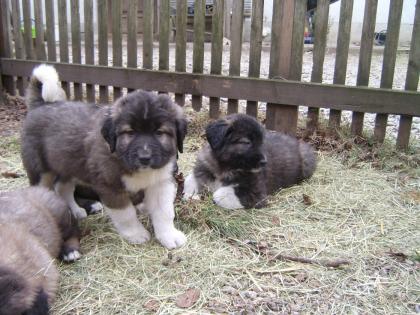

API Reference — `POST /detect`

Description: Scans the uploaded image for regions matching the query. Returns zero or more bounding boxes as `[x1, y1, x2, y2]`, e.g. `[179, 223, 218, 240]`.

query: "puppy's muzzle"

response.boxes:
[257, 156, 267, 168]
[137, 150, 152, 167]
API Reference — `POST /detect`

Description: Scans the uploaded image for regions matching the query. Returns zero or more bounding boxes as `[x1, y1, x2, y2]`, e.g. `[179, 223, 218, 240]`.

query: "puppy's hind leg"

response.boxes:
[55, 180, 87, 219]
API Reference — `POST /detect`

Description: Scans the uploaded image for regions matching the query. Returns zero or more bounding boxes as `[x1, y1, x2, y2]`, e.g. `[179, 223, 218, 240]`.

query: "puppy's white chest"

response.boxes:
[121, 163, 173, 192]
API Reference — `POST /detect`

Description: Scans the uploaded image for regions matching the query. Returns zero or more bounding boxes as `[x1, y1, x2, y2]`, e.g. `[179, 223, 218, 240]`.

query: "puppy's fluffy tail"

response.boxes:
[26, 64, 67, 110]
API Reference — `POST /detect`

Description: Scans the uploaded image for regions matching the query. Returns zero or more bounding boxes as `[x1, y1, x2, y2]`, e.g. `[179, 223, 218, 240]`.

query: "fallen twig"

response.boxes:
[269, 252, 350, 268]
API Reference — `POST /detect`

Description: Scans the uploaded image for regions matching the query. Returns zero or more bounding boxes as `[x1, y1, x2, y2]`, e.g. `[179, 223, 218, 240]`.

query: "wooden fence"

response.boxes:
[0, 0, 419, 149]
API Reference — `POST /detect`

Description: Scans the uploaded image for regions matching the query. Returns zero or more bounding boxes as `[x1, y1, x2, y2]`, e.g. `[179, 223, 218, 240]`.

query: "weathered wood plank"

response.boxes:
[192, 0, 206, 111]
[246, 0, 264, 117]
[307, 0, 329, 133]
[22, 0, 34, 60]
[84, 0, 95, 102]
[159, 0, 170, 73]
[34, 0, 47, 60]
[397, 0, 420, 149]
[2, 59, 420, 117]
[0, 0, 14, 94]
[289, 0, 306, 81]
[11, 0, 25, 94]
[227, 0, 244, 114]
[112, 0, 122, 100]
[98, 0, 108, 103]
[58, 0, 70, 96]
[143, 0, 153, 70]
[267, 0, 300, 134]
[71, 0, 82, 100]
[329, 0, 354, 129]
[352, 0, 378, 136]
[374, 0, 403, 143]
[209, 0, 225, 118]
[45, 0, 56, 61]
[175, 0, 188, 105]
[127, 0, 138, 68]
[223, 0, 232, 38]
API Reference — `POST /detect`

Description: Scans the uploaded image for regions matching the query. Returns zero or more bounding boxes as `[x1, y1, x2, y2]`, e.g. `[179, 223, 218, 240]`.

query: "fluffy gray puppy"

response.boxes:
[183, 114, 316, 209]
[0, 186, 80, 315]
[21, 64, 187, 249]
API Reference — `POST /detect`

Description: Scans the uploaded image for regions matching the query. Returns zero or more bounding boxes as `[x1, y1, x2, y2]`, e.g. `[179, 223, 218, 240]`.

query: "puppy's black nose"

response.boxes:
[139, 157, 151, 165]
[258, 158, 267, 167]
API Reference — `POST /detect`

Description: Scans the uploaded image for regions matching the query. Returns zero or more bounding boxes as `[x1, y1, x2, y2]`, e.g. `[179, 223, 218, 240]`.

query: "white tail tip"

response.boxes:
[32, 64, 66, 102]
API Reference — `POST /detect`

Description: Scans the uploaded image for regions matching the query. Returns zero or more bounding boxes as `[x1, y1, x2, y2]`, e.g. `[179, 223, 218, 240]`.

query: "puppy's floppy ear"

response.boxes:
[205, 119, 229, 150]
[175, 118, 188, 153]
[101, 116, 117, 153]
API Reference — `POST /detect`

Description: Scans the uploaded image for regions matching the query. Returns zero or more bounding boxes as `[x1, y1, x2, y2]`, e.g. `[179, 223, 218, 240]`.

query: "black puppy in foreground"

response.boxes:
[183, 114, 317, 209]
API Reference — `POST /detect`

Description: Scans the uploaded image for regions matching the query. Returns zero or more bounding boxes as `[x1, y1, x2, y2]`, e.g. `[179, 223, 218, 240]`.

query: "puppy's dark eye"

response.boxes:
[155, 130, 165, 136]
[121, 130, 135, 136]
[235, 138, 251, 145]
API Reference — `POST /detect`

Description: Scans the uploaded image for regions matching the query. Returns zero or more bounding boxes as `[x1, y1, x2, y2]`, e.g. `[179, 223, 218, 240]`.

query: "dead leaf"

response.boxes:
[271, 216, 280, 225]
[387, 250, 408, 262]
[1, 171, 22, 178]
[175, 288, 200, 308]
[302, 194, 312, 205]
[144, 299, 160, 312]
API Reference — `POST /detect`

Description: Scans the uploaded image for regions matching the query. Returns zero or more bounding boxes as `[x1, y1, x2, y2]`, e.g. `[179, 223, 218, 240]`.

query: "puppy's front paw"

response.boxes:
[213, 186, 244, 210]
[71, 205, 88, 219]
[121, 227, 151, 245]
[156, 229, 187, 249]
[88, 201, 103, 215]
[61, 249, 81, 263]
[183, 174, 200, 200]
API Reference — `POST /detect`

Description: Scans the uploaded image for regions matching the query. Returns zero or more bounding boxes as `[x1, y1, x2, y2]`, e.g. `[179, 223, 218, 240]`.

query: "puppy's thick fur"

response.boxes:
[22, 64, 188, 249]
[184, 114, 317, 209]
[0, 186, 80, 315]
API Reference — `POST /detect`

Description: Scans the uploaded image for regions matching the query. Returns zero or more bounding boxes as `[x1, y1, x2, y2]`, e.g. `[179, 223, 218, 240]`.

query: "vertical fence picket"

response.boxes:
[34, 0, 47, 60]
[209, 0, 224, 118]
[192, 0, 205, 111]
[374, 0, 403, 143]
[127, 0, 138, 93]
[329, 0, 353, 129]
[397, 0, 420, 149]
[290, 0, 306, 82]
[267, 0, 302, 134]
[227, 0, 244, 115]
[143, 0, 153, 70]
[352, 0, 378, 136]
[84, 0, 95, 102]
[71, 0, 82, 100]
[159, 0, 170, 76]
[0, 0, 14, 95]
[175, 0, 187, 106]
[22, 0, 34, 60]
[58, 0, 70, 96]
[98, 0, 108, 103]
[11, 0, 25, 95]
[307, 0, 329, 133]
[246, 0, 264, 118]
[112, 0, 122, 100]
[45, 0, 56, 62]
[223, 0, 232, 39]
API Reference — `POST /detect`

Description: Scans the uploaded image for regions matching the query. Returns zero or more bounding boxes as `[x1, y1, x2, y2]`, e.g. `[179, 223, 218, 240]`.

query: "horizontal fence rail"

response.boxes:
[1, 58, 419, 117]
[0, 0, 419, 150]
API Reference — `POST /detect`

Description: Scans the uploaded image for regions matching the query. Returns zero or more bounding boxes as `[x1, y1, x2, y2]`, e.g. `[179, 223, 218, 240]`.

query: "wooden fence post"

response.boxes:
[352, 0, 378, 136]
[266, 0, 305, 135]
[0, 0, 15, 96]
[396, 0, 420, 149]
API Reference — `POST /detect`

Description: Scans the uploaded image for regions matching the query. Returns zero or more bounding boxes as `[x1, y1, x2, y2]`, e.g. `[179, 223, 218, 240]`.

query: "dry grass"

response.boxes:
[0, 109, 419, 314]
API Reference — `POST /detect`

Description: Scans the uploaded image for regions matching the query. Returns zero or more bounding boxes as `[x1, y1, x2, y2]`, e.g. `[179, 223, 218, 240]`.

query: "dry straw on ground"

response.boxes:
[0, 109, 418, 314]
